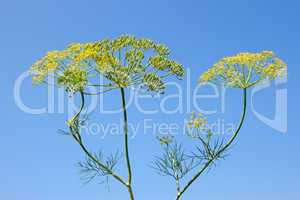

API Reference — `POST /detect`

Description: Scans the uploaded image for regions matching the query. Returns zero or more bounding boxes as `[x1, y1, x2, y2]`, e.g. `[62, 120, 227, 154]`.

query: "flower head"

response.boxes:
[30, 50, 69, 83]
[157, 135, 174, 146]
[29, 43, 91, 92]
[57, 65, 88, 93]
[94, 35, 184, 93]
[199, 51, 287, 88]
[187, 112, 208, 130]
[29, 35, 185, 94]
[143, 73, 165, 93]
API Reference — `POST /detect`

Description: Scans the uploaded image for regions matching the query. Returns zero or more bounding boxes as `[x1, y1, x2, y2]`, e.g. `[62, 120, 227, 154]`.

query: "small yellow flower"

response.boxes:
[68, 43, 82, 52]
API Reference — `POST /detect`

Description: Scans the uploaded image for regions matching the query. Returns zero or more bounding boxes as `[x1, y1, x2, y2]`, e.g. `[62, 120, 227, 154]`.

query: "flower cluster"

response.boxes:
[186, 112, 214, 142]
[187, 112, 208, 130]
[94, 35, 184, 93]
[157, 135, 174, 146]
[149, 55, 184, 77]
[199, 51, 287, 88]
[29, 35, 185, 94]
[30, 44, 93, 93]
[57, 65, 88, 93]
[143, 73, 165, 94]
[30, 50, 69, 83]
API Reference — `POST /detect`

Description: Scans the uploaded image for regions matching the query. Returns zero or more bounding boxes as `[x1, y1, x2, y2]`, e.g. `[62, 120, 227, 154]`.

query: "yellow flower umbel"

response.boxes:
[199, 51, 287, 88]
[30, 50, 69, 83]
[186, 112, 213, 142]
[30, 43, 92, 93]
[95, 35, 184, 93]
[57, 65, 88, 93]
[187, 112, 208, 130]
[157, 135, 174, 146]
[29, 35, 185, 94]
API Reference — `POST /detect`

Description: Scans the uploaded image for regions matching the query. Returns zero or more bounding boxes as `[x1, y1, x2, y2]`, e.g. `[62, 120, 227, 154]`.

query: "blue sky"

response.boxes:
[0, 0, 299, 200]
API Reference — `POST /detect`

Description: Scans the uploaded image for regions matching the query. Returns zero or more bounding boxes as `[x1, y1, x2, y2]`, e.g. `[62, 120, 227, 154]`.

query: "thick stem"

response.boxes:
[120, 88, 135, 200]
[176, 177, 181, 196]
[176, 88, 247, 200]
[127, 186, 135, 200]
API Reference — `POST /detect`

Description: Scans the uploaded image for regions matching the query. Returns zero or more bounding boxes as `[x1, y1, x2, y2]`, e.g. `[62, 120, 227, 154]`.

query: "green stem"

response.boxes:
[176, 176, 181, 196]
[120, 88, 135, 200]
[176, 88, 247, 200]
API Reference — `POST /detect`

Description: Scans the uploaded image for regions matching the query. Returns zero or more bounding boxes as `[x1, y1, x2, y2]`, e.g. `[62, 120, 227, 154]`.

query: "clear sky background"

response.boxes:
[0, 0, 299, 200]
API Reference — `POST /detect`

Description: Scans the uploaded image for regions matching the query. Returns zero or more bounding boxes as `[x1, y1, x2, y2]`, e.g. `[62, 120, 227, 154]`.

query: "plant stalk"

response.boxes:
[120, 88, 135, 200]
[176, 88, 247, 200]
